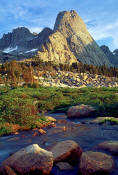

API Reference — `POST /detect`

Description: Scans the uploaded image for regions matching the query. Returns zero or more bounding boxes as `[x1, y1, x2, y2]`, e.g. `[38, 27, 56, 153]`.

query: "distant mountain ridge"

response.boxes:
[100, 45, 118, 67]
[0, 27, 53, 61]
[0, 10, 117, 67]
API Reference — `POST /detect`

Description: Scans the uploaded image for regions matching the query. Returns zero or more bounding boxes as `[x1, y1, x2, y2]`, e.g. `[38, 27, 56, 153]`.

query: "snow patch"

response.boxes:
[3, 46, 18, 53]
[25, 48, 38, 53]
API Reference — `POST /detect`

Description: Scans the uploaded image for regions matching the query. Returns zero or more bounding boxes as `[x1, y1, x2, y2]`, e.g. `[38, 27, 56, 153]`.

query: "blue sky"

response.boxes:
[0, 0, 118, 51]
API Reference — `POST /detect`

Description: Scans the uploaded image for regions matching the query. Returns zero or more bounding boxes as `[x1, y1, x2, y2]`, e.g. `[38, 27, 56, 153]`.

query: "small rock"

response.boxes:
[47, 116, 57, 122]
[56, 162, 73, 171]
[48, 123, 56, 128]
[50, 140, 82, 165]
[51, 123, 56, 127]
[80, 151, 115, 175]
[39, 129, 46, 134]
[32, 132, 39, 137]
[2, 144, 53, 175]
[14, 132, 19, 135]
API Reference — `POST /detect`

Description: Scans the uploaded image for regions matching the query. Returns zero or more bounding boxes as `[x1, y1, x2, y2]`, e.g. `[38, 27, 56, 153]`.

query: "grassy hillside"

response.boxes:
[0, 86, 118, 136]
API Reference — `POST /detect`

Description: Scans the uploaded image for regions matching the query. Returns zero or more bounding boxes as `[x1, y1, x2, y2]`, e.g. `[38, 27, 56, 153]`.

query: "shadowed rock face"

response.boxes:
[0, 27, 53, 61]
[0, 27, 34, 50]
[101, 45, 118, 67]
[53, 10, 112, 66]
[0, 27, 53, 51]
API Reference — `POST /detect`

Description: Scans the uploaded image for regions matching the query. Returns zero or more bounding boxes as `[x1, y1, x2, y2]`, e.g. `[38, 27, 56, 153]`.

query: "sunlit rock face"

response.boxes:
[37, 31, 78, 65]
[53, 10, 112, 66]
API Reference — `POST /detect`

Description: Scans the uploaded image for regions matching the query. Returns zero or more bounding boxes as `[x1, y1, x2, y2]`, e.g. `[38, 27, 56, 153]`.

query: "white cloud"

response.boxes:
[12, 7, 28, 19]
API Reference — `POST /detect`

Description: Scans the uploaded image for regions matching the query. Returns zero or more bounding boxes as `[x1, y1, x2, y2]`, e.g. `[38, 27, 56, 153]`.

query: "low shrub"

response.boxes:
[0, 123, 12, 136]
[0, 97, 38, 126]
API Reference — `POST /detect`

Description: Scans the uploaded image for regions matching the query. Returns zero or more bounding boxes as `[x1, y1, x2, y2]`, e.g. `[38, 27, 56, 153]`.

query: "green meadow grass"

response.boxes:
[0, 86, 118, 135]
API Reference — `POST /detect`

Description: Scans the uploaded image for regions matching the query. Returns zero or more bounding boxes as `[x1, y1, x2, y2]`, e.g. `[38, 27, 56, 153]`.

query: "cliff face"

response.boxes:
[37, 31, 77, 64]
[53, 10, 112, 66]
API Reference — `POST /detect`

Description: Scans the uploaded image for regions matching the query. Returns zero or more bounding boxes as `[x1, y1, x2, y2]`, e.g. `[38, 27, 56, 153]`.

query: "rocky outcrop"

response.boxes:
[67, 104, 95, 118]
[2, 144, 53, 175]
[50, 140, 82, 165]
[37, 31, 77, 64]
[53, 10, 111, 66]
[101, 45, 118, 67]
[80, 151, 115, 175]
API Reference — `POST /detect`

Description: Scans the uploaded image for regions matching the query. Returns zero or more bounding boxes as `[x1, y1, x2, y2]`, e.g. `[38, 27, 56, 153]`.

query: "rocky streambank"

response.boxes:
[34, 71, 118, 88]
[1, 111, 118, 175]
[0, 140, 116, 175]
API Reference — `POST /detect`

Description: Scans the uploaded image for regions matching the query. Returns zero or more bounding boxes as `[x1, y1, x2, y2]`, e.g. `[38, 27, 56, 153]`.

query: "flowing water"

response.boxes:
[0, 113, 118, 174]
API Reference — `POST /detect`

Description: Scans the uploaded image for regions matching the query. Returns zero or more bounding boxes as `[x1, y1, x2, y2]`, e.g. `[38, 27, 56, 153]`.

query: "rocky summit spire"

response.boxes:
[53, 10, 112, 66]
[54, 10, 87, 38]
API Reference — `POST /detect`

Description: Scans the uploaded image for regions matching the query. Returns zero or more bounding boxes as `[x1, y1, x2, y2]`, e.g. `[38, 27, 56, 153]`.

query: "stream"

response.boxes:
[0, 113, 118, 174]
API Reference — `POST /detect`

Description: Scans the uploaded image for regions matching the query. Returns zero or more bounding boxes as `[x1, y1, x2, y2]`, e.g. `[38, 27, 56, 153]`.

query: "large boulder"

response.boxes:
[2, 144, 53, 175]
[80, 151, 115, 175]
[50, 140, 82, 165]
[67, 104, 95, 118]
[95, 141, 118, 155]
